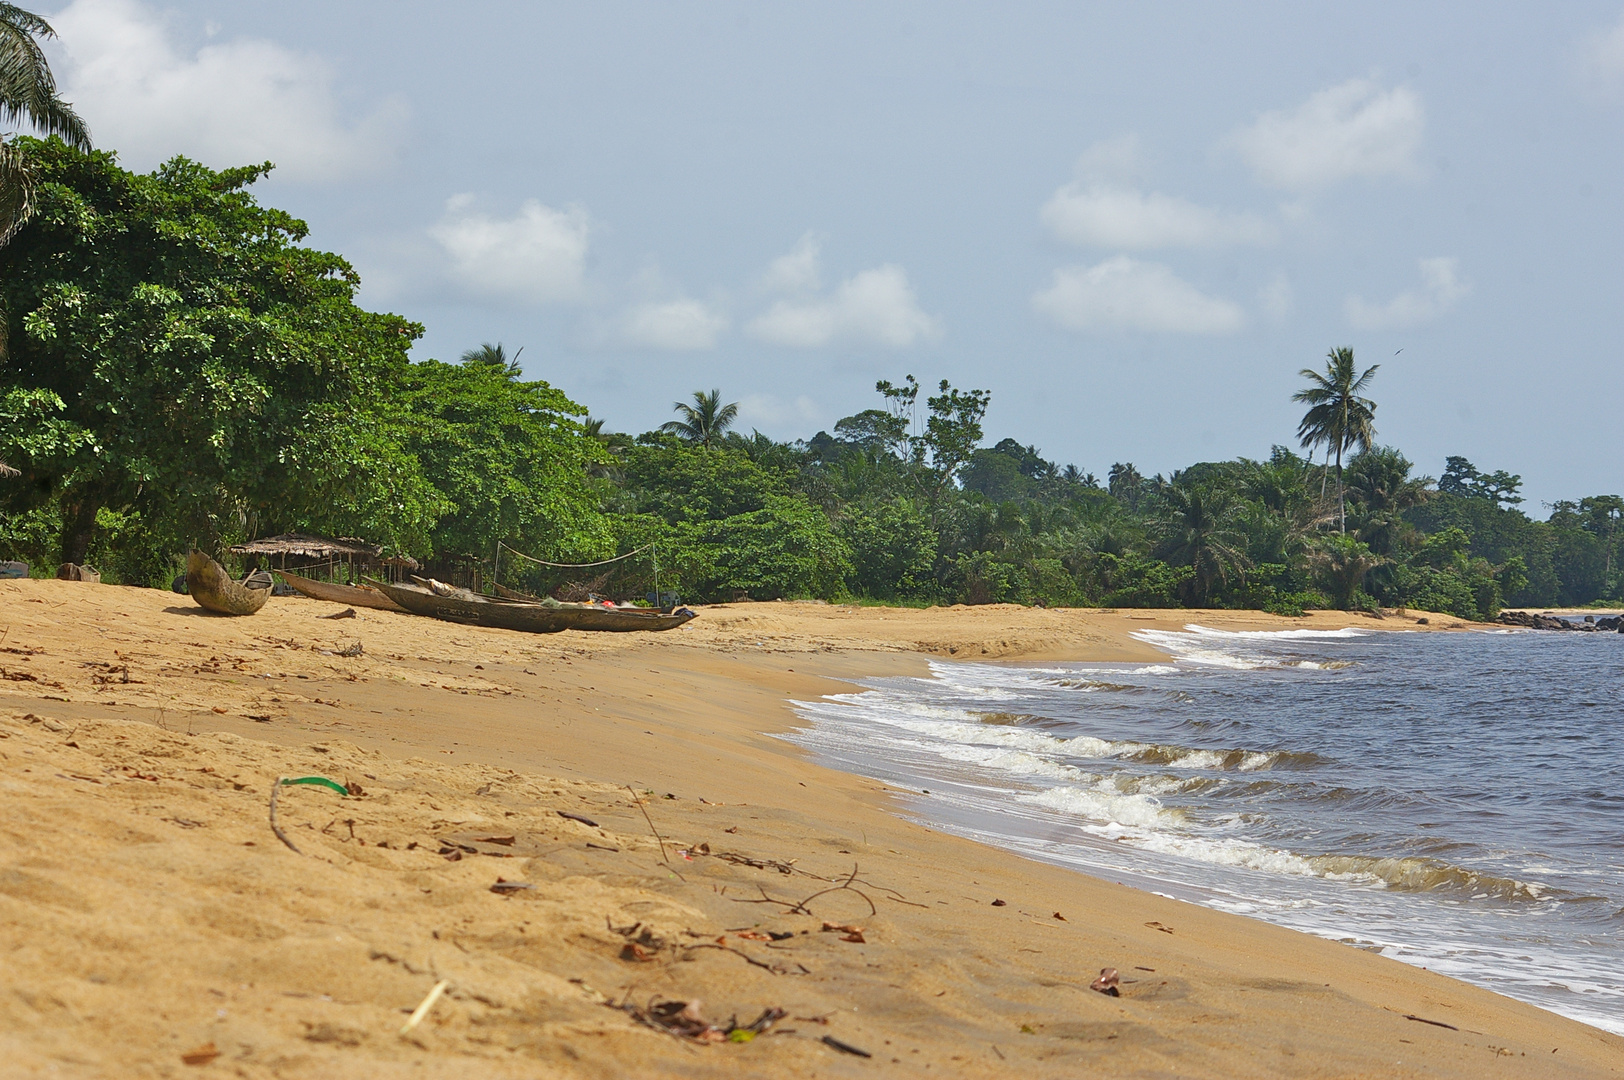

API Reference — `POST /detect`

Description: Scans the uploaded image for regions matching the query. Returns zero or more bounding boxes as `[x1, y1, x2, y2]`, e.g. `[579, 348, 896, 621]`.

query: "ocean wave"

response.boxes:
[1092, 828, 1552, 901]
[1128, 625, 1369, 671]
[1179, 624, 1371, 640]
[800, 692, 1323, 779]
[1020, 784, 1175, 828]
[1121, 745, 1327, 770]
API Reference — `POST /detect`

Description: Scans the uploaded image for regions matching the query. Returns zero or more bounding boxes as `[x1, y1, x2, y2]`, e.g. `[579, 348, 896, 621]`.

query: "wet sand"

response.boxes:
[1, 578, 1617, 1078]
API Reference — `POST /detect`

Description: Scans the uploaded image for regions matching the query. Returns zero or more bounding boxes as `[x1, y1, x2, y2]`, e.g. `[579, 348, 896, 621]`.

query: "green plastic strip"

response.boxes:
[280, 776, 348, 796]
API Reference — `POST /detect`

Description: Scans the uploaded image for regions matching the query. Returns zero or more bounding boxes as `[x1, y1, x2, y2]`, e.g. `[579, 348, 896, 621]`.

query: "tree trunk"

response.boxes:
[60, 494, 101, 565]
[1335, 446, 1346, 534]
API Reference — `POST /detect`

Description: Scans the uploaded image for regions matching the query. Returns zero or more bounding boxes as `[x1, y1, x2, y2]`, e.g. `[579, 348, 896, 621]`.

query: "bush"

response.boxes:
[950, 550, 1024, 605]
[1096, 554, 1191, 608]
[678, 495, 850, 601]
[840, 499, 936, 600]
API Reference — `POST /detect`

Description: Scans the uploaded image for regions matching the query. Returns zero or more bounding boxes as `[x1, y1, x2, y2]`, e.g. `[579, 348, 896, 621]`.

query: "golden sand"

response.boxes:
[0, 579, 1616, 1078]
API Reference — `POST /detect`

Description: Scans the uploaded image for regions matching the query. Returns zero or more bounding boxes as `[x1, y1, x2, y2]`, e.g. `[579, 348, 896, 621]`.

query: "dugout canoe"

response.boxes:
[186, 551, 270, 616]
[278, 570, 408, 613]
[493, 582, 680, 614]
[365, 578, 696, 634]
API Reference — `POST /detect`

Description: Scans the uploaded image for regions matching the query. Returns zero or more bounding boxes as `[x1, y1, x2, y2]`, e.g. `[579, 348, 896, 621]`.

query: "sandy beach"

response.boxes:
[1, 578, 1618, 1078]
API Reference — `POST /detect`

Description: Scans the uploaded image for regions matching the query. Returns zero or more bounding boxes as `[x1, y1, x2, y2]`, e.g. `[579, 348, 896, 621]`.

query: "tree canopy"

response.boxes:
[0, 145, 1616, 616]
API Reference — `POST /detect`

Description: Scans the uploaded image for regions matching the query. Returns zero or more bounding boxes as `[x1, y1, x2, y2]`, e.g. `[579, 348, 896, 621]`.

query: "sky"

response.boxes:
[33, 0, 1624, 507]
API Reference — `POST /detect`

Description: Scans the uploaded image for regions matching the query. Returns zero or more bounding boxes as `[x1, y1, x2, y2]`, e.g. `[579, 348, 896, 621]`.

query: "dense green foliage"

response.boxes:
[0, 140, 603, 582]
[1, 140, 1619, 614]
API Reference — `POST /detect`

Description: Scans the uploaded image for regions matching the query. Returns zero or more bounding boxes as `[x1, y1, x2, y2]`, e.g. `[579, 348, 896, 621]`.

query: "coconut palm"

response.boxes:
[1152, 481, 1249, 606]
[460, 342, 522, 376]
[1310, 534, 1389, 611]
[1108, 462, 1144, 509]
[1, 3, 90, 245]
[1293, 347, 1378, 534]
[660, 389, 738, 448]
[1344, 446, 1430, 555]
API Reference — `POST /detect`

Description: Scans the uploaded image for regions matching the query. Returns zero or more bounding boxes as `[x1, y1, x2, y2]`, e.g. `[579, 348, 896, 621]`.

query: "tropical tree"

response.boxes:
[397, 359, 610, 562]
[1293, 347, 1378, 533]
[0, 140, 441, 569]
[1344, 446, 1429, 555]
[661, 388, 739, 448]
[1, 3, 89, 245]
[1108, 462, 1144, 509]
[1310, 534, 1388, 610]
[1151, 481, 1249, 606]
[460, 341, 522, 375]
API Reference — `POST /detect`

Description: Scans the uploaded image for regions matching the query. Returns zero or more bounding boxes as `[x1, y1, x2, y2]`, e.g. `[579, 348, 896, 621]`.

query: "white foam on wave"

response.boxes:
[1020, 784, 1173, 829]
[1180, 624, 1370, 640]
[797, 691, 1305, 778]
[1128, 624, 1370, 671]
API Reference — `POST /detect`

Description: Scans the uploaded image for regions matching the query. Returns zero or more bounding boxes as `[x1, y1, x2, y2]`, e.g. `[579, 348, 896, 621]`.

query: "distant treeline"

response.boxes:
[2, 139, 1619, 618]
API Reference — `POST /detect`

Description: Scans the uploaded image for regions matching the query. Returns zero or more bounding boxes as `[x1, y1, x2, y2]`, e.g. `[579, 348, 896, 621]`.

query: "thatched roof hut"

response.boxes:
[227, 534, 419, 575]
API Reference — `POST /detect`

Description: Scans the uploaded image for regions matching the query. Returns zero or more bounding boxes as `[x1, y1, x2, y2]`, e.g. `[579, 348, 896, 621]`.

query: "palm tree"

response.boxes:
[580, 417, 630, 479]
[1310, 534, 1389, 610]
[1344, 446, 1430, 555]
[1, 3, 90, 245]
[1108, 462, 1143, 509]
[1293, 347, 1378, 534]
[1152, 482, 1249, 606]
[660, 389, 738, 448]
[460, 342, 522, 376]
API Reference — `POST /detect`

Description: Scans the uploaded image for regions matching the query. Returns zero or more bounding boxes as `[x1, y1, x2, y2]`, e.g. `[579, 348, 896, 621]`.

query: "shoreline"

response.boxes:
[1, 579, 1618, 1077]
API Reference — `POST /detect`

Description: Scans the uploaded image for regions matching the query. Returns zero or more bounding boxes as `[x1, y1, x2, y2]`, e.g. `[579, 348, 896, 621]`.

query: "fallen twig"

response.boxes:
[268, 778, 302, 855]
[822, 1035, 871, 1057]
[628, 785, 670, 864]
[683, 942, 794, 975]
[792, 864, 877, 918]
[1404, 1014, 1460, 1031]
[399, 979, 449, 1036]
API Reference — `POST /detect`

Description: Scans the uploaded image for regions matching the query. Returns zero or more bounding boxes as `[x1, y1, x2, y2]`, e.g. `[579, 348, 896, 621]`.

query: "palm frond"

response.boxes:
[0, 4, 90, 149]
[0, 136, 34, 245]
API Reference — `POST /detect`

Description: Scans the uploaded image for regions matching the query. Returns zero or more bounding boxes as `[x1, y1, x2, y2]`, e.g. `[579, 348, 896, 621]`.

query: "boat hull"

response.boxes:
[279, 571, 408, 612]
[186, 551, 269, 616]
[366, 579, 695, 634]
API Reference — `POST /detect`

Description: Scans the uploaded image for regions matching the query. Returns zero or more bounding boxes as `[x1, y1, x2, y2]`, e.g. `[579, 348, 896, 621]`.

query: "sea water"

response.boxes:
[786, 626, 1624, 1034]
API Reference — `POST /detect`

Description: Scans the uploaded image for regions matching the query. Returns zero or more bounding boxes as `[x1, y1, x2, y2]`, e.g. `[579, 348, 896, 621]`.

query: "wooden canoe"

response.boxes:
[279, 570, 408, 613]
[365, 579, 696, 634]
[186, 551, 270, 616]
[494, 582, 679, 613]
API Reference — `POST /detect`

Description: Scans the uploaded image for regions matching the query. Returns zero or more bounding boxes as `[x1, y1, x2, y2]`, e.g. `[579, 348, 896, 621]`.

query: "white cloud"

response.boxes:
[761, 232, 823, 293]
[1032, 257, 1246, 335]
[430, 195, 591, 306]
[1041, 183, 1275, 249]
[749, 241, 938, 348]
[1579, 12, 1624, 92]
[51, 0, 405, 180]
[1344, 257, 1470, 330]
[1230, 79, 1424, 190]
[620, 298, 728, 351]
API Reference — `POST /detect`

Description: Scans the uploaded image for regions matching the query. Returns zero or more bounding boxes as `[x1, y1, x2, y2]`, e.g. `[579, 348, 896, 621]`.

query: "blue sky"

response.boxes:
[38, 0, 1624, 505]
